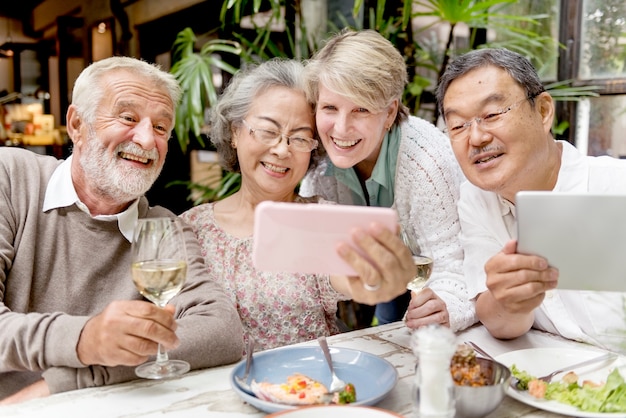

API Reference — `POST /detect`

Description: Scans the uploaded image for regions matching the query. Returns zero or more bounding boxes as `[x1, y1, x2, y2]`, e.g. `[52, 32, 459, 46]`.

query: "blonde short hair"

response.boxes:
[305, 29, 409, 125]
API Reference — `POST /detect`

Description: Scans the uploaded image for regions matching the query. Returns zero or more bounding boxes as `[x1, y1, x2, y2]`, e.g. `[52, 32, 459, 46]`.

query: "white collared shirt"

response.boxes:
[459, 140, 626, 352]
[42, 156, 139, 242]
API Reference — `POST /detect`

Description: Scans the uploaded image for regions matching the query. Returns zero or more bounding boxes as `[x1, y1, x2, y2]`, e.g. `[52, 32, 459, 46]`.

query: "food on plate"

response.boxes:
[335, 382, 357, 404]
[250, 373, 357, 406]
[527, 379, 547, 398]
[561, 371, 580, 385]
[450, 344, 490, 387]
[509, 365, 533, 390]
[251, 373, 327, 405]
[511, 365, 626, 413]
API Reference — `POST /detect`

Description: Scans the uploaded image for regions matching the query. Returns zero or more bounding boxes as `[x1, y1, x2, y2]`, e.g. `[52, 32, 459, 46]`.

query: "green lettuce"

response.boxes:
[512, 365, 626, 413]
[511, 364, 534, 390]
[546, 369, 626, 413]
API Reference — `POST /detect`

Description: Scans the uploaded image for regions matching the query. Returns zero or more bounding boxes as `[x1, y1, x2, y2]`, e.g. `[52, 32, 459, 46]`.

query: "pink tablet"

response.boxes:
[252, 201, 398, 276]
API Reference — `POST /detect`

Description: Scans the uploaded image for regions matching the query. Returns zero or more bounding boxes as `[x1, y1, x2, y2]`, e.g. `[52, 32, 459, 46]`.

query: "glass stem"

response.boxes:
[155, 343, 169, 365]
[154, 301, 170, 366]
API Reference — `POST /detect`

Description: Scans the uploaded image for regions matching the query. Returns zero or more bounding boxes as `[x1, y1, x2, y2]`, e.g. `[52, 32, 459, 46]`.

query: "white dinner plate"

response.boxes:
[266, 405, 404, 417]
[230, 345, 398, 414]
[495, 347, 626, 417]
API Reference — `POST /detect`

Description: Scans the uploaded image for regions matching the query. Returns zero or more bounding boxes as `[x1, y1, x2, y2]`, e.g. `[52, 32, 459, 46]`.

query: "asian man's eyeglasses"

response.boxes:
[443, 96, 535, 142]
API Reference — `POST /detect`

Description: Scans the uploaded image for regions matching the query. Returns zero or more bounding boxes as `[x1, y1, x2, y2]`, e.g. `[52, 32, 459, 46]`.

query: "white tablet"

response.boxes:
[252, 201, 398, 276]
[516, 191, 626, 292]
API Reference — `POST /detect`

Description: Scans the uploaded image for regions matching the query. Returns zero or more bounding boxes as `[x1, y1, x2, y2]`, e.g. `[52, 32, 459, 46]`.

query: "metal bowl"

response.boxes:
[454, 358, 511, 418]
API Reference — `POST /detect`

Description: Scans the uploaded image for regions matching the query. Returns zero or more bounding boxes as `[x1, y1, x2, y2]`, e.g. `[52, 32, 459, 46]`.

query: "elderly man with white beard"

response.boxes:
[0, 57, 244, 404]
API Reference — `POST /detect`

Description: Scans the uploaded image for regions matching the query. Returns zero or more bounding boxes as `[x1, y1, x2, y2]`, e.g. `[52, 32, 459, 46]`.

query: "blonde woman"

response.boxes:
[300, 29, 476, 332]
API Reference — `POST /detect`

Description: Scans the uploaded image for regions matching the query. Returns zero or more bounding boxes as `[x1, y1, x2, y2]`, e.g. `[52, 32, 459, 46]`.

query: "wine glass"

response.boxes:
[131, 217, 190, 379]
[401, 225, 434, 293]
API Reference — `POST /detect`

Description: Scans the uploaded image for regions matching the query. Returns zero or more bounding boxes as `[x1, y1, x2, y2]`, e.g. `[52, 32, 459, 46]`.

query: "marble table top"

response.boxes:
[1, 321, 607, 417]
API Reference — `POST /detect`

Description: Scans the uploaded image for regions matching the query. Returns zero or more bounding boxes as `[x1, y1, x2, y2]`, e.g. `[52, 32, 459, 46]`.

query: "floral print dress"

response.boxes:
[180, 202, 349, 352]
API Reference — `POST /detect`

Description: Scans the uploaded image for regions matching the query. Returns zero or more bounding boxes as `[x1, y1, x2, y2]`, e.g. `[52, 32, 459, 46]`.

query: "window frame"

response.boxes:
[558, 0, 626, 144]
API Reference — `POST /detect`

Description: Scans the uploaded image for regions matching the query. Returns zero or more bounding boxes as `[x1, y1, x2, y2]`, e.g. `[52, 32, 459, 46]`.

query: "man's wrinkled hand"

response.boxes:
[484, 240, 558, 314]
[77, 300, 179, 367]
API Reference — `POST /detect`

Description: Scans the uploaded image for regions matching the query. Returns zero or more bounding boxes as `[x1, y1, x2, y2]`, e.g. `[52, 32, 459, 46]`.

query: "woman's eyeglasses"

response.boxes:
[443, 96, 533, 142]
[241, 120, 318, 152]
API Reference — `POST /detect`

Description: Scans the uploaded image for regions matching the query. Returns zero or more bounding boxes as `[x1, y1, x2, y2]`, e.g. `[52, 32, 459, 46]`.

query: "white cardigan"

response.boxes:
[301, 116, 477, 332]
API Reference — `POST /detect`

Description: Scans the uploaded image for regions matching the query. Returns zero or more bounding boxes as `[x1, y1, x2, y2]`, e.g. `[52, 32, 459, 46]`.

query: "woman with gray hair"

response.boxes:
[180, 58, 413, 351]
[300, 29, 477, 332]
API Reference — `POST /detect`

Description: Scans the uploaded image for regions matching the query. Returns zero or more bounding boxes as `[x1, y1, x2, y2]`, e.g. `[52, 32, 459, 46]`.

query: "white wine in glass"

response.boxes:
[131, 217, 190, 379]
[401, 227, 434, 293]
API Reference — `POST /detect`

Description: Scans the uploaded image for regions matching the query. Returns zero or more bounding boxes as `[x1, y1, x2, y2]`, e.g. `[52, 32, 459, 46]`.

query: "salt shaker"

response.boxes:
[410, 325, 456, 418]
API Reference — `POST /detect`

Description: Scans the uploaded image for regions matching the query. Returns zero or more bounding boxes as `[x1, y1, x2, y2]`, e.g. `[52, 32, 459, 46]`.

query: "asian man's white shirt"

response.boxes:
[459, 140, 626, 353]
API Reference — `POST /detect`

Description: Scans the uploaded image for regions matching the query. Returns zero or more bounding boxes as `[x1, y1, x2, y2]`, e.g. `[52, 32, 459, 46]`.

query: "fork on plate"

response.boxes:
[465, 341, 617, 388]
[235, 337, 255, 394]
[533, 352, 617, 383]
[318, 336, 346, 393]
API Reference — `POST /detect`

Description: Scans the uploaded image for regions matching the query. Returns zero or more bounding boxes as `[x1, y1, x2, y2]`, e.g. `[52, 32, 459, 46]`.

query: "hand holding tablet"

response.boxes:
[252, 201, 398, 276]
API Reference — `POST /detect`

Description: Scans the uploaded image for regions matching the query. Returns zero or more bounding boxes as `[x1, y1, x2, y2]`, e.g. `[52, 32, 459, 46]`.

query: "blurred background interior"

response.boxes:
[0, 0, 625, 215]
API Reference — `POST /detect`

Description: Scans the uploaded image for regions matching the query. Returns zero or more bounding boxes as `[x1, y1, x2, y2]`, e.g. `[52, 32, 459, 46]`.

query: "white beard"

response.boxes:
[79, 131, 163, 203]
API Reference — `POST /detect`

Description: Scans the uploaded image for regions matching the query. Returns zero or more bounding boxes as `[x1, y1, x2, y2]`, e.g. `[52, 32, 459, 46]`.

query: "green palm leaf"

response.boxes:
[170, 28, 242, 152]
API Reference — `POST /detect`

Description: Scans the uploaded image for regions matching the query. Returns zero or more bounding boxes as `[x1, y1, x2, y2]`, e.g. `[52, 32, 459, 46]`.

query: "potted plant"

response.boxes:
[170, 0, 596, 204]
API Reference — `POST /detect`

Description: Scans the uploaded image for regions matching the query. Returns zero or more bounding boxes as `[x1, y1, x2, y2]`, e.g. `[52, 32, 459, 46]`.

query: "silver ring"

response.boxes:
[363, 282, 382, 291]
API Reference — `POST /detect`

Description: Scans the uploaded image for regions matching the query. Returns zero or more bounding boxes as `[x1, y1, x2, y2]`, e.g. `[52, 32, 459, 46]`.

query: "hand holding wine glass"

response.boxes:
[401, 226, 434, 293]
[131, 217, 189, 379]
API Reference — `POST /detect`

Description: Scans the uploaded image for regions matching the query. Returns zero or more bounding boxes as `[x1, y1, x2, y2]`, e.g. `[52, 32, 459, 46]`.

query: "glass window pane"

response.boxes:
[492, 0, 560, 80]
[583, 95, 626, 157]
[580, 0, 626, 79]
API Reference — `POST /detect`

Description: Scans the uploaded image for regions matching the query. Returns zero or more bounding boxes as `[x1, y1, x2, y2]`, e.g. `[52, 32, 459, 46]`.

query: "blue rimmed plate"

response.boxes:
[230, 345, 398, 414]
